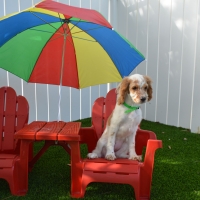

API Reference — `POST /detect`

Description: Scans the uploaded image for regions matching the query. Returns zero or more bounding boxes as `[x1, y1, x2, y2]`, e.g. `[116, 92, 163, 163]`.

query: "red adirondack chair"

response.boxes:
[0, 86, 32, 195]
[72, 88, 162, 199]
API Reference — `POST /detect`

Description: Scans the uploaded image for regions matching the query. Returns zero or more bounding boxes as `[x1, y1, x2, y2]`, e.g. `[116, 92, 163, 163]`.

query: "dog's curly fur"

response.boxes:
[87, 74, 153, 161]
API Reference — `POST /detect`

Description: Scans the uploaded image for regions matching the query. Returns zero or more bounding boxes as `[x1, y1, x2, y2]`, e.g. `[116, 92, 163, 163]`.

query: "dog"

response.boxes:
[87, 74, 152, 161]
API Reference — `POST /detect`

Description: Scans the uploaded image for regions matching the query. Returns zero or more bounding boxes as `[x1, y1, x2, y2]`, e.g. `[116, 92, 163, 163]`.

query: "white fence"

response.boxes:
[1, 0, 200, 133]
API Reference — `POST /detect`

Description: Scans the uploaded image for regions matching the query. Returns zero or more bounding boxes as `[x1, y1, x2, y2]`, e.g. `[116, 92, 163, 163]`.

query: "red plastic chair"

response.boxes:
[0, 86, 32, 195]
[72, 89, 162, 199]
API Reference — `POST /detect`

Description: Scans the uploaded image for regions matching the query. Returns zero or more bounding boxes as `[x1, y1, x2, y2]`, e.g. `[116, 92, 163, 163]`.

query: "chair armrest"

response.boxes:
[135, 128, 157, 155]
[79, 126, 98, 153]
[143, 139, 162, 168]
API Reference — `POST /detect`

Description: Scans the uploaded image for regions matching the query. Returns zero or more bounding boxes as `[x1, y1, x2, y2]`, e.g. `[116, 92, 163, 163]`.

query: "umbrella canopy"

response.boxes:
[0, 0, 145, 89]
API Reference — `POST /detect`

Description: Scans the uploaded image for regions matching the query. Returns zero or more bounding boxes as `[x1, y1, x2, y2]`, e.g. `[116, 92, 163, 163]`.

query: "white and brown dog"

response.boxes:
[87, 74, 152, 161]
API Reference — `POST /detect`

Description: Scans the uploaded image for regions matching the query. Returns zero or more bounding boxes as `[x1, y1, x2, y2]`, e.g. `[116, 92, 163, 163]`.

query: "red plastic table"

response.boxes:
[14, 121, 81, 195]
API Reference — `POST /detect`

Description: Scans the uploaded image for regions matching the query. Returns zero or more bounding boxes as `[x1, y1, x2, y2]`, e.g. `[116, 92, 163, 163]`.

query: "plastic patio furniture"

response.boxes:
[0, 86, 32, 195]
[72, 88, 162, 199]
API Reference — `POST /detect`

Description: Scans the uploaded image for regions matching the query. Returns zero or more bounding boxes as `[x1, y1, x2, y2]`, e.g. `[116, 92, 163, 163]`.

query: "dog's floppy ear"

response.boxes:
[144, 75, 153, 101]
[116, 77, 130, 105]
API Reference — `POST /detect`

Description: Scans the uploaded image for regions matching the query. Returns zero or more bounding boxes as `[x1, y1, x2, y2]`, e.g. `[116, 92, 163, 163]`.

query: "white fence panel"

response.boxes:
[81, 0, 90, 9]
[23, 83, 36, 123]
[80, 88, 90, 119]
[0, 1, 3, 17]
[19, 0, 32, 10]
[167, 0, 184, 127]
[59, 86, 70, 122]
[178, 0, 198, 129]
[69, 0, 80, 7]
[191, 0, 200, 133]
[117, 0, 128, 37]
[35, 84, 49, 121]
[34, 0, 41, 5]
[145, 0, 160, 122]
[132, 0, 148, 116]
[126, 0, 137, 46]
[134, 0, 148, 76]
[156, 0, 171, 124]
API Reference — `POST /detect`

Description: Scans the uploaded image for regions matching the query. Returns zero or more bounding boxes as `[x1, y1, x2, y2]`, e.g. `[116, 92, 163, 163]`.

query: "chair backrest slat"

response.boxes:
[92, 89, 117, 139]
[0, 87, 29, 152]
[0, 88, 4, 150]
[1, 87, 16, 151]
[92, 97, 105, 139]
[15, 96, 29, 132]
[104, 89, 116, 127]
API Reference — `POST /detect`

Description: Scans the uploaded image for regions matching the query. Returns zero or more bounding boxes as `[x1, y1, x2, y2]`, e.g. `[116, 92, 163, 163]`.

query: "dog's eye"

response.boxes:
[132, 86, 138, 90]
[144, 86, 148, 90]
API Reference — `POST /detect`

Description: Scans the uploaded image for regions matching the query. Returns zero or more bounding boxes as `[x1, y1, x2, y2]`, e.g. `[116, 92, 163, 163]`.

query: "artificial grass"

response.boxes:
[1, 118, 200, 200]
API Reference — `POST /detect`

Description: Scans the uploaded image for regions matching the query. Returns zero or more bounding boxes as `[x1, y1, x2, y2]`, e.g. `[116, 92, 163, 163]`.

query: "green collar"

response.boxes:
[123, 102, 139, 114]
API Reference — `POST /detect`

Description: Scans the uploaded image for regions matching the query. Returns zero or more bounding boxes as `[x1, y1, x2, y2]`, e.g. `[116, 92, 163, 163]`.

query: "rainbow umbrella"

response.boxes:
[0, 0, 144, 89]
[0, 1, 145, 120]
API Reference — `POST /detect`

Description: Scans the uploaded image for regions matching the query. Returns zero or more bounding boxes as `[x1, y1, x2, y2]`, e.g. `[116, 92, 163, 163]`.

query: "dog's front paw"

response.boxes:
[105, 153, 116, 160]
[87, 153, 98, 159]
[129, 155, 142, 161]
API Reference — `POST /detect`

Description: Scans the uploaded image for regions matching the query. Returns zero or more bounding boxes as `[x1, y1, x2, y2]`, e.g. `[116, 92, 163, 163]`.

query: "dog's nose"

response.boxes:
[141, 97, 146, 102]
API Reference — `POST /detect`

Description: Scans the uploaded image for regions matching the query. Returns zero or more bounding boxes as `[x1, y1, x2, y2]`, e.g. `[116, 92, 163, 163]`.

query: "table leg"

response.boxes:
[68, 141, 83, 198]
[18, 140, 32, 193]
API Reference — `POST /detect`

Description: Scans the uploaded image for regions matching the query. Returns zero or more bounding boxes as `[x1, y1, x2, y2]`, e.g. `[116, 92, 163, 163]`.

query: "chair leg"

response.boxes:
[5, 158, 28, 196]
[80, 172, 93, 198]
[131, 184, 140, 200]
[2, 170, 19, 196]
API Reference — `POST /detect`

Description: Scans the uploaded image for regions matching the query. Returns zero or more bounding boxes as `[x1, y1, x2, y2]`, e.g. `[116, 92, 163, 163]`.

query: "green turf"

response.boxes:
[1, 118, 200, 200]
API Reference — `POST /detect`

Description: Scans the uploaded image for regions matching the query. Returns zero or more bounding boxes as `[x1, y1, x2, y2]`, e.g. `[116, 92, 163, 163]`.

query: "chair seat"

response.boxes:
[83, 158, 139, 174]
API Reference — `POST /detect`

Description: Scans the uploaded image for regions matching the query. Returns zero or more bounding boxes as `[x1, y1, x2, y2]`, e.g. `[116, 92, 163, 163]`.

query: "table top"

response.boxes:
[15, 121, 81, 141]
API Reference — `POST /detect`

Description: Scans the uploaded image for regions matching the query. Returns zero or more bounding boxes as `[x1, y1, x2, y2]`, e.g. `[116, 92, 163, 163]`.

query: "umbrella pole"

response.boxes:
[57, 32, 67, 122]
[58, 86, 62, 121]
